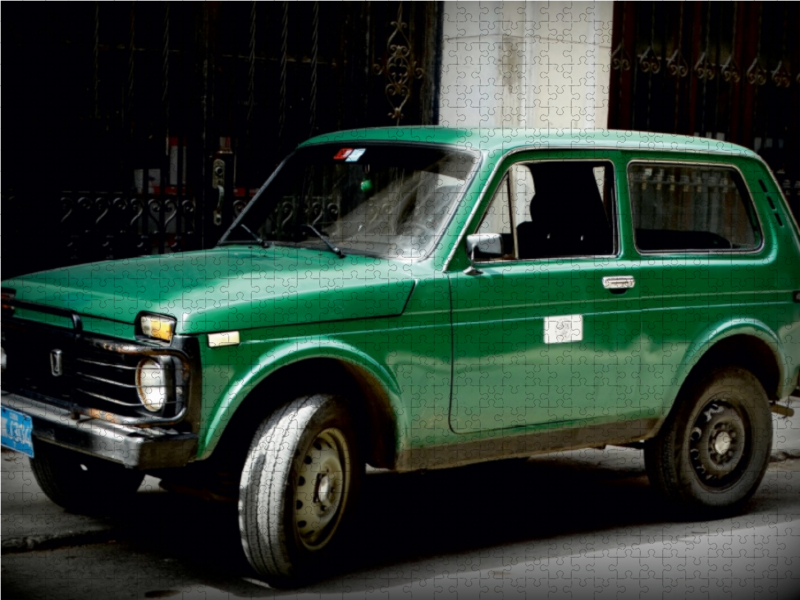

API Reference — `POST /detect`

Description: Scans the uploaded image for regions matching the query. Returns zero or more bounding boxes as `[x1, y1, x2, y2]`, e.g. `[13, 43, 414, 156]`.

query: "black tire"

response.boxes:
[29, 441, 145, 514]
[238, 394, 362, 586]
[644, 366, 773, 515]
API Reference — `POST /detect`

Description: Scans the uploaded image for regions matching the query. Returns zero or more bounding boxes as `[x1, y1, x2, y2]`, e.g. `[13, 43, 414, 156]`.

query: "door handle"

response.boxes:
[602, 276, 635, 290]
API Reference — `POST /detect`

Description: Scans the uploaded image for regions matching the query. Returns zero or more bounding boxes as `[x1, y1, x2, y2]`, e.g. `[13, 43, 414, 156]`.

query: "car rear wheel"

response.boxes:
[30, 441, 145, 514]
[238, 393, 362, 586]
[644, 367, 772, 515]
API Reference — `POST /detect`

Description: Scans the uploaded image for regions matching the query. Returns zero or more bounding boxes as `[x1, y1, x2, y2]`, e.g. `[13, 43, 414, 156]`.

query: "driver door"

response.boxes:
[449, 154, 641, 434]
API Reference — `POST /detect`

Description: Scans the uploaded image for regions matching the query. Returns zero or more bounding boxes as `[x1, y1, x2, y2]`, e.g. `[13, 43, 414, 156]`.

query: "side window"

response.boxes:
[628, 163, 761, 252]
[474, 160, 617, 262]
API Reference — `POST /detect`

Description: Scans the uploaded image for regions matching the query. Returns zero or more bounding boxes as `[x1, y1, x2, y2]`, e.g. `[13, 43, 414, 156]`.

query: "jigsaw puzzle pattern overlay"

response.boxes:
[2, 2, 800, 598]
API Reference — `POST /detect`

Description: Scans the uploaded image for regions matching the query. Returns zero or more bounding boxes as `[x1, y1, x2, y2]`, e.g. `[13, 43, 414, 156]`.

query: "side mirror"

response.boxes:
[464, 233, 503, 275]
[466, 233, 503, 258]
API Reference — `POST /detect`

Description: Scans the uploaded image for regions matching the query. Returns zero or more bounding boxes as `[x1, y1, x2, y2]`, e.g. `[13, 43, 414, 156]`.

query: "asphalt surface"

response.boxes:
[2, 398, 799, 599]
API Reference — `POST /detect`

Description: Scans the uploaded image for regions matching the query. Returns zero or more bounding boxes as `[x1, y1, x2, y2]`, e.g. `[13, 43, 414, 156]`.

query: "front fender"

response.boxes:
[198, 339, 407, 459]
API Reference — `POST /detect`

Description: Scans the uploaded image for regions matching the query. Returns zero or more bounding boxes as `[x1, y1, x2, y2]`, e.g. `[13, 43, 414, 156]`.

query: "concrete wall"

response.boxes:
[439, 1, 613, 130]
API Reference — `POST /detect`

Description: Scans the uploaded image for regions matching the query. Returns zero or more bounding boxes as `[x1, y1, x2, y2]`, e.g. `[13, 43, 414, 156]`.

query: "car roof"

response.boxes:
[300, 126, 759, 158]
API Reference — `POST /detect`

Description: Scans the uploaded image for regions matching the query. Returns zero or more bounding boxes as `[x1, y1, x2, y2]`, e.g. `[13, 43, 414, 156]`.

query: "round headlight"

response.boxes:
[136, 359, 167, 412]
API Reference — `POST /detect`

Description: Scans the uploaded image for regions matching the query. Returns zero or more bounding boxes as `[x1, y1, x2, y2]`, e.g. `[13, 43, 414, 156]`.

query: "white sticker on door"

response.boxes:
[544, 315, 583, 344]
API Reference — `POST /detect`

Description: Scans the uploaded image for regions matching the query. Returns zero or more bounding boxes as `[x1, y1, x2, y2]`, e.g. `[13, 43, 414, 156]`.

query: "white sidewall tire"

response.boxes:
[238, 393, 361, 586]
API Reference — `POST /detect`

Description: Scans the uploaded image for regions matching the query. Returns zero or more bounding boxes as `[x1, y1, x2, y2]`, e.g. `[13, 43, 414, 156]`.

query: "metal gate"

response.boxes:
[2, 2, 442, 278]
[608, 2, 800, 220]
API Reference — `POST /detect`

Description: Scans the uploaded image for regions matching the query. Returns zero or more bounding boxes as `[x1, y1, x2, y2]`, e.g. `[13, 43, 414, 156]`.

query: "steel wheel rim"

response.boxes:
[688, 399, 748, 488]
[293, 427, 350, 550]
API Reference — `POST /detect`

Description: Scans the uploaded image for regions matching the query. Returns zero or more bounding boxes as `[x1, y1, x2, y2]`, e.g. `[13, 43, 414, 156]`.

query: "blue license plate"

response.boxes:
[1, 406, 34, 457]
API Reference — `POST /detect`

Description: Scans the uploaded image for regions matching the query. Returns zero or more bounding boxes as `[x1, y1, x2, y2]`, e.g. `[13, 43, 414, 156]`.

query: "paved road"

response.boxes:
[3, 448, 800, 600]
[3, 398, 799, 599]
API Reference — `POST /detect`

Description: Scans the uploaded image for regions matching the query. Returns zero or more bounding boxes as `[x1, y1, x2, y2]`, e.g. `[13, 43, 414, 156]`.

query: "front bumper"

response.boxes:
[2, 392, 198, 469]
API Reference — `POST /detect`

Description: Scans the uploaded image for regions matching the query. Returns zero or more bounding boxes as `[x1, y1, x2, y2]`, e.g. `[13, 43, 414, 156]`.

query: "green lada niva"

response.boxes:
[2, 128, 799, 585]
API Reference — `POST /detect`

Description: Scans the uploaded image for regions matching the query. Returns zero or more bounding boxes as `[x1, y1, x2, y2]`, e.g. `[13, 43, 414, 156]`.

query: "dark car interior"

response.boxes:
[516, 162, 614, 259]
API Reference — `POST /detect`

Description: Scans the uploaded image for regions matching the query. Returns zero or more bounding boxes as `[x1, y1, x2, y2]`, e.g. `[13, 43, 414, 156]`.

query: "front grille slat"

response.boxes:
[78, 388, 183, 408]
[76, 357, 137, 370]
[77, 372, 139, 389]
[76, 388, 144, 407]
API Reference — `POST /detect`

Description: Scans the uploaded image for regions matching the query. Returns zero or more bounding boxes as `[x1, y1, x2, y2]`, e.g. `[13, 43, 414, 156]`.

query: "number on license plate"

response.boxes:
[1, 406, 34, 457]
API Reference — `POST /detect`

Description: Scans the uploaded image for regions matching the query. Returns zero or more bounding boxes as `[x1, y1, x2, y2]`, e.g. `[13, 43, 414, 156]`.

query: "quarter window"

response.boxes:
[628, 163, 761, 252]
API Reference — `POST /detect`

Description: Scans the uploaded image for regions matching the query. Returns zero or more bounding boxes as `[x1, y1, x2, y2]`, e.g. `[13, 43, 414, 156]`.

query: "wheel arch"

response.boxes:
[199, 343, 405, 471]
[684, 334, 783, 400]
[653, 322, 788, 438]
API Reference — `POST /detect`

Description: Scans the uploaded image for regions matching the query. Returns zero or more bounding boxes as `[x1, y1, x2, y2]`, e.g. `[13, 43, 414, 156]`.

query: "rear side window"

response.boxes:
[628, 163, 761, 252]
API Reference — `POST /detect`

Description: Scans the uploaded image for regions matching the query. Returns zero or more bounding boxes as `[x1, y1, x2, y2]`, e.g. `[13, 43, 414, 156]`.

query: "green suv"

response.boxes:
[2, 128, 799, 585]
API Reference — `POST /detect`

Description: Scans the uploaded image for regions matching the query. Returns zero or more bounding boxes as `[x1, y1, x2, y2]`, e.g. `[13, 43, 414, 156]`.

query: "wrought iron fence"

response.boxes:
[3, 2, 441, 277]
[609, 2, 800, 221]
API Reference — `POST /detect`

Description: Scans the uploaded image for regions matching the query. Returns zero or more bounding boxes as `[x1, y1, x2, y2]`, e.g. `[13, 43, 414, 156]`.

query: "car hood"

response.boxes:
[3, 247, 416, 334]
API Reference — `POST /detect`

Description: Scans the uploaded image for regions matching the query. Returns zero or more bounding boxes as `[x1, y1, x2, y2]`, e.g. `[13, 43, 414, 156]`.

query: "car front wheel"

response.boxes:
[238, 393, 362, 586]
[30, 441, 145, 514]
[644, 366, 773, 514]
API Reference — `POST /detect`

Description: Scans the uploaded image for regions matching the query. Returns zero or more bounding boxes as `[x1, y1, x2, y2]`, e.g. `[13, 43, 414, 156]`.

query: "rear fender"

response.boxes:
[655, 319, 787, 433]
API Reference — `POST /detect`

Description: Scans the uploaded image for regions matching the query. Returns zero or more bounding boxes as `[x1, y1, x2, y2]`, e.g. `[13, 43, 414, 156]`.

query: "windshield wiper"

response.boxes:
[301, 224, 345, 258]
[219, 222, 271, 249]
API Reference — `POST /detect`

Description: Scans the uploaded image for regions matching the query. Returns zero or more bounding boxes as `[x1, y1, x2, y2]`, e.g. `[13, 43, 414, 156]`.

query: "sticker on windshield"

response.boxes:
[345, 148, 366, 162]
[334, 148, 366, 162]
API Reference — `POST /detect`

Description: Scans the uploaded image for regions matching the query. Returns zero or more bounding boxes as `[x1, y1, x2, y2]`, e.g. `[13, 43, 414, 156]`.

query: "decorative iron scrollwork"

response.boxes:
[666, 49, 688, 78]
[611, 43, 631, 71]
[720, 55, 740, 83]
[233, 198, 250, 217]
[279, 201, 295, 232]
[60, 196, 74, 223]
[694, 52, 715, 80]
[128, 198, 145, 227]
[308, 201, 324, 227]
[148, 197, 178, 229]
[638, 46, 660, 74]
[771, 61, 792, 88]
[59, 192, 197, 263]
[373, 3, 424, 125]
[746, 58, 767, 86]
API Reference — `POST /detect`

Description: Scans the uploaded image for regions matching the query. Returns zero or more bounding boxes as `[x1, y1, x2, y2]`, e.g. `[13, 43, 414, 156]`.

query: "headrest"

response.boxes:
[527, 163, 605, 223]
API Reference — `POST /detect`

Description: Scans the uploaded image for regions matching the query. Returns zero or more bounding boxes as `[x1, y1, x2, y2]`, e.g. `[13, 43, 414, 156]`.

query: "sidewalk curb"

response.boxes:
[770, 450, 800, 462]
[770, 396, 800, 463]
[1, 527, 123, 555]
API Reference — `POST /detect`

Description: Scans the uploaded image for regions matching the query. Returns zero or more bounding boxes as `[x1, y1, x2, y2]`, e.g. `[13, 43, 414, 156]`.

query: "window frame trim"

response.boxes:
[468, 158, 622, 266]
[473, 173, 518, 260]
[625, 159, 765, 256]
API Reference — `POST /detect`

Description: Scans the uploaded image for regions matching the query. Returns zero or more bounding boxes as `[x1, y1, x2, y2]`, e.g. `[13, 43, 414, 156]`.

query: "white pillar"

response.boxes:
[439, 1, 613, 131]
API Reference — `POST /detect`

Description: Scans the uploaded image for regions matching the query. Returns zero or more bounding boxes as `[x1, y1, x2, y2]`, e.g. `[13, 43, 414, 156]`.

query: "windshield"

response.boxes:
[220, 144, 479, 259]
